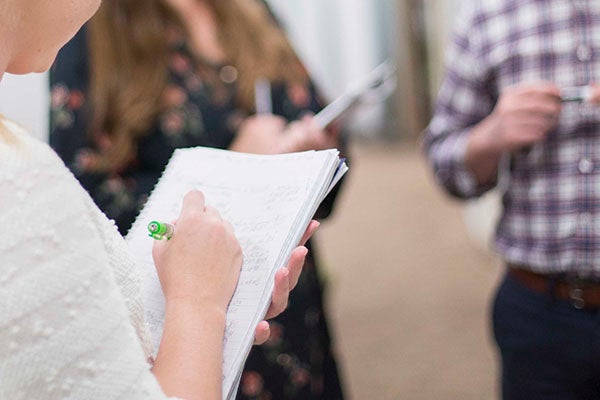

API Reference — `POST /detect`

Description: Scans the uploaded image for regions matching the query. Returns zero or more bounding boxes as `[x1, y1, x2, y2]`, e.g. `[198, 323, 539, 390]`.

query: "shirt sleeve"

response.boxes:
[421, 2, 498, 199]
[0, 133, 180, 400]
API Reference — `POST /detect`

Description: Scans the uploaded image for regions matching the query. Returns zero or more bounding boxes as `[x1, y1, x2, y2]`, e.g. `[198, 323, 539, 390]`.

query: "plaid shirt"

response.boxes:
[423, 0, 600, 274]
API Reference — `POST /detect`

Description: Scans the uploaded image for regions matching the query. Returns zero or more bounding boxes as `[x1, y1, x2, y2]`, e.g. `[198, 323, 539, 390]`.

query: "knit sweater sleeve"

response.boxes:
[0, 121, 180, 399]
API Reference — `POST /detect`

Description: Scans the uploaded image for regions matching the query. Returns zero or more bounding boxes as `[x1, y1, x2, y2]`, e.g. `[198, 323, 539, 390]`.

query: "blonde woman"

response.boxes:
[50, 0, 347, 398]
[0, 0, 313, 398]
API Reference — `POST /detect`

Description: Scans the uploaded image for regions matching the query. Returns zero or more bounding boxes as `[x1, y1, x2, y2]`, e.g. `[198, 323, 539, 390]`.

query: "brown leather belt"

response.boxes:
[507, 264, 600, 309]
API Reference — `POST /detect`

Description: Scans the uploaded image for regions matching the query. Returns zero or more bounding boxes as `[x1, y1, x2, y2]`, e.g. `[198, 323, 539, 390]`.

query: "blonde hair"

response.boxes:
[87, 0, 308, 172]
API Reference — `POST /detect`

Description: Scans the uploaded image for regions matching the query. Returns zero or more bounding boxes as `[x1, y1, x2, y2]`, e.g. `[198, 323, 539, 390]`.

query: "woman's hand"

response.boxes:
[230, 115, 287, 154]
[253, 220, 320, 345]
[152, 190, 243, 312]
[231, 114, 338, 155]
[152, 190, 242, 399]
[280, 115, 338, 153]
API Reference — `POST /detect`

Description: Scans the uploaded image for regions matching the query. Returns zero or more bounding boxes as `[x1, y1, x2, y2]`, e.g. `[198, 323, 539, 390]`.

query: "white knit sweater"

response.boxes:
[0, 120, 178, 399]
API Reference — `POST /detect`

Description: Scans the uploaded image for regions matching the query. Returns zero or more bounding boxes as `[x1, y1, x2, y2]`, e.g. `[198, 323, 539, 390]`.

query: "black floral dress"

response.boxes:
[50, 26, 346, 400]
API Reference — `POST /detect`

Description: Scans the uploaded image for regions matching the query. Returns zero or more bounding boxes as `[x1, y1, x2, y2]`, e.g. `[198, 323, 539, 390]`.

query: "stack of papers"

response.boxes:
[126, 147, 347, 399]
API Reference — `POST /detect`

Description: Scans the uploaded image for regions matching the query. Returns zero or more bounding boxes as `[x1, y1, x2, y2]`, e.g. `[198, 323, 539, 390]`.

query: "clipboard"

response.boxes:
[314, 60, 397, 129]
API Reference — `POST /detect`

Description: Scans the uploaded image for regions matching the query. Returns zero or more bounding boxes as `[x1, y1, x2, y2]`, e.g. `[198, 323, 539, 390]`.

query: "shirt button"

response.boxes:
[577, 44, 592, 62]
[579, 158, 593, 174]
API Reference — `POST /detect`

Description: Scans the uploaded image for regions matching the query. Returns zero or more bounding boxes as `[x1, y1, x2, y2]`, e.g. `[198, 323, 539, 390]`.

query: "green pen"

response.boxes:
[148, 221, 175, 240]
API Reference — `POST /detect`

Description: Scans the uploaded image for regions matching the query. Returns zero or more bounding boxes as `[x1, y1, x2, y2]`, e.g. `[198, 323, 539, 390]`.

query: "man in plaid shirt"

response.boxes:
[424, 1, 600, 398]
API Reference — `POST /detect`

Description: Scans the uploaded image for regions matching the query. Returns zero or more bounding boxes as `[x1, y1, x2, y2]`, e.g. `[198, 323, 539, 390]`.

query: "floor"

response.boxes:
[316, 140, 504, 400]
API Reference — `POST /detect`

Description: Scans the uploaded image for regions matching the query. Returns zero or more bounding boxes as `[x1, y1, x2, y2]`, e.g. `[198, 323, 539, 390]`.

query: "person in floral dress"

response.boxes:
[50, 1, 347, 399]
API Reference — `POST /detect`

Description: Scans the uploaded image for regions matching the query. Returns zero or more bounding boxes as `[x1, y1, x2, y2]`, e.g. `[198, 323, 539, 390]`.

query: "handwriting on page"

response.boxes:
[125, 147, 342, 399]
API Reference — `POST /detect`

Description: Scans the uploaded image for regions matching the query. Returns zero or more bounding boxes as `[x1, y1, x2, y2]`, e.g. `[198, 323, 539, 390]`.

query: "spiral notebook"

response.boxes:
[125, 147, 347, 399]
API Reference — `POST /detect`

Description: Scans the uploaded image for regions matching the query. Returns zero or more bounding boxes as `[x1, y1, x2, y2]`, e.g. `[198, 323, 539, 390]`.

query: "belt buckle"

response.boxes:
[568, 277, 586, 309]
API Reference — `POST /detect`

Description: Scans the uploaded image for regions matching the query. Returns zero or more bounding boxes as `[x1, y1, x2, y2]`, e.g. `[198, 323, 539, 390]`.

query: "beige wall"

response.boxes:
[390, 0, 463, 138]
[422, 0, 462, 95]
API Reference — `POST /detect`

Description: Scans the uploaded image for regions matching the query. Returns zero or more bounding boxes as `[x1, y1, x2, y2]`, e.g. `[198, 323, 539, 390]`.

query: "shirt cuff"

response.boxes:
[449, 131, 496, 198]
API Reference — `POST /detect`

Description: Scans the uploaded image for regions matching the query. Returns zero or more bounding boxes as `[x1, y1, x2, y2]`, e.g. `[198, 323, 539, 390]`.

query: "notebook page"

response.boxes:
[224, 151, 342, 399]
[126, 147, 340, 398]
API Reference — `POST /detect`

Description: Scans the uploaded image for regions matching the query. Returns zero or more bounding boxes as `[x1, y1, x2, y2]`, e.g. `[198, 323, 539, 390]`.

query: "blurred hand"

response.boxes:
[152, 190, 243, 311]
[280, 115, 338, 153]
[588, 84, 600, 104]
[253, 220, 320, 345]
[484, 82, 561, 153]
[230, 115, 287, 154]
[231, 114, 339, 155]
[163, 0, 200, 16]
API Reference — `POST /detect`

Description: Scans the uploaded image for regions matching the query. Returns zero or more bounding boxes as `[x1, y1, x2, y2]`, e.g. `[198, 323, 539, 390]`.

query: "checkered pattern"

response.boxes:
[423, 0, 600, 273]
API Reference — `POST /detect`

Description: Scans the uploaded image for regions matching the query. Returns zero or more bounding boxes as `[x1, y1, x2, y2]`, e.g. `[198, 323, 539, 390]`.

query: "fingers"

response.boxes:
[203, 205, 224, 222]
[501, 92, 561, 117]
[588, 84, 600, 104]
[244, 114, 287, 132]
[286, 246, 308, 290]
[151, 234, 169, 261]
[300, 220, 320, 245]
[325, 120, 341, 139]
[222, 220, 235, 236]
[177, 197, 225, 233]
[179, 190, 206, 219]
[303, 116, 337, 150]
[503, 83, 561, 107]
[257, 244, 309, 321]
[518, 99, 561, 116]
[517, 82, 561, 98]
[494, 83, 564, 153]
[204, 206, 235, 235]
[264, 268, 290, 320]
[282, 116, 334, 152]
[232, 115, 288, 153]
[253, 321, 271, 345]
[258, 114, 287, 128]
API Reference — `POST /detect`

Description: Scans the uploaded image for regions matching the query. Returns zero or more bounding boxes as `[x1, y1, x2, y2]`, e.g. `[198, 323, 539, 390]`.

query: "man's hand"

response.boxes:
[465, 82, 561, 186]
[477, 82, 562, 154]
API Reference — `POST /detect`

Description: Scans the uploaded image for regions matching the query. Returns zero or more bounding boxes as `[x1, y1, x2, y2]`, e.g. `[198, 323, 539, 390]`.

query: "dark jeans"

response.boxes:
[492, 273, 600, 399]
